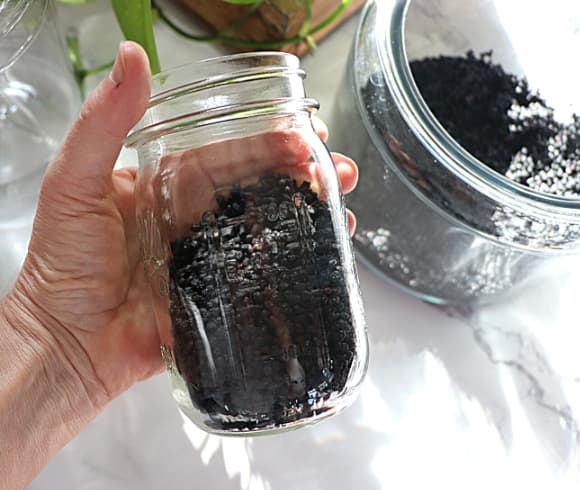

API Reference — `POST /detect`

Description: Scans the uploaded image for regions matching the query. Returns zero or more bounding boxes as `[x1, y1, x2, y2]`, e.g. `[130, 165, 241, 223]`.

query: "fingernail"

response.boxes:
[109, 42, 127, 85]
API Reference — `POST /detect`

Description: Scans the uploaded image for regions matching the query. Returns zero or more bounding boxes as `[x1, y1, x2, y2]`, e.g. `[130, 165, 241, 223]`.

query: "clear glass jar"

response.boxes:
[128, 52, 368, 435]
[0, 0, 80, 222]
[329, 0, 580, 304]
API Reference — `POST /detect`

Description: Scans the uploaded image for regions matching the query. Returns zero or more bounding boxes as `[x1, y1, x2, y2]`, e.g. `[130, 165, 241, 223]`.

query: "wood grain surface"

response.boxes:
[176, 0, 365, 56]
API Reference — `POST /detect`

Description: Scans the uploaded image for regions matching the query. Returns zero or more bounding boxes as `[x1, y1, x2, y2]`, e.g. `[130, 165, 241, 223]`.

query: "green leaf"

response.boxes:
[298, 0, 312, 38]
[65, 32, 86, 92]
[112, 0, 161, 74]
[56, 0, 97, 4]
[222, 0, 262, 4]
[155, 0, 353, 50]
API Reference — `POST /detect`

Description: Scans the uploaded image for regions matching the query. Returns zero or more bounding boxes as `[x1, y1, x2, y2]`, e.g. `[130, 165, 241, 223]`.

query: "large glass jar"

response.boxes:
[330, 0, 580, 304]
[128, 53, 368, 435]
[0, 0, 80, 222]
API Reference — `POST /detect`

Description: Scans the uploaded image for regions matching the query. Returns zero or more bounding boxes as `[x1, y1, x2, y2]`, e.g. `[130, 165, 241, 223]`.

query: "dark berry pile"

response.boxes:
[381, 51, 580, 196]
[169, 173, 356, 432]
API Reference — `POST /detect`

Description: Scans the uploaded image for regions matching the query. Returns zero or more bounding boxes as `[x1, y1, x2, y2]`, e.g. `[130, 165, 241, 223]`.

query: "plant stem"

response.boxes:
[223, 0, 264, 36]
[299, 0, 312, 38]
[112, 0, 161, 74]
[154, 0, 353, 49]
[85, 61, 115, 78]
[66, 31, 114, 98]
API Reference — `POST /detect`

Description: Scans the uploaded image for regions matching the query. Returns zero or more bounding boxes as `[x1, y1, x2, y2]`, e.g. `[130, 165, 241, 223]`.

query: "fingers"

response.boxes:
[331, 152, 358, 236]
[191, 130, 312, 188]
[154, 131, 313, 228]
[160, 130, 311, 188]
[48, 42, 151, 197]
[150, 127, 359, 238]
[332, 152, 358, 195]
[347, 209, 357, 237]
[161, 137, 358, 198]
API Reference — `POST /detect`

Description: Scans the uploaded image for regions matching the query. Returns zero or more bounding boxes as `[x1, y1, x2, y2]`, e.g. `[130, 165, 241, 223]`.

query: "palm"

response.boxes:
[23, 167, 162, 401]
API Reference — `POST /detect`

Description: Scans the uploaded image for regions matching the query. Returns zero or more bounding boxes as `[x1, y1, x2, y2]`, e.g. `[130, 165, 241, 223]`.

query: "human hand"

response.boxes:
[0, 41, 359, 486]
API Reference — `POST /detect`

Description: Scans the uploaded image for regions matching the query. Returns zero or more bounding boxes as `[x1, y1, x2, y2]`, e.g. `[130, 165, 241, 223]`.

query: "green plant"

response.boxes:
[155, 0, 354, 49]
[58, 0, 353, 94]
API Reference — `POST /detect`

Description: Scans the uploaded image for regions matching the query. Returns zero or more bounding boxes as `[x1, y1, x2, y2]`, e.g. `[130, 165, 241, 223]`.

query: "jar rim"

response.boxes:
[125, 97, 319, 148]
[126, 52, 319, 149]
[149, 51, 302, 99]
[374, 0, 580, 213]
[0, 0, 48, 73]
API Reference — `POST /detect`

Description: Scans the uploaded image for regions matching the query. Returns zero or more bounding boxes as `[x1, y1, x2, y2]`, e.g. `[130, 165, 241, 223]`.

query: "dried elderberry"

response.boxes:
[168, 173, 357, 432]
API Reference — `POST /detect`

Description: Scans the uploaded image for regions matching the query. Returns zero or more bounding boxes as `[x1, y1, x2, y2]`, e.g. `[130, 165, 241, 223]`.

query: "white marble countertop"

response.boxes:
[3, 0, 579, 488]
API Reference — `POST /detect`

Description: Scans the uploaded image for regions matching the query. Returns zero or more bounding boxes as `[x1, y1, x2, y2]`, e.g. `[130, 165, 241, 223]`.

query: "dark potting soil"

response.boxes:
[168, 173, 356, 432]
[407, 51, 580, 196]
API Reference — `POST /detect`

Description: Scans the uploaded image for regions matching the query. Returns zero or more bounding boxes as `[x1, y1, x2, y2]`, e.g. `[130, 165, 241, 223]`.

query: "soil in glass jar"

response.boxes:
[168, 172, 356, 432]
[405, 51, 580, 197]
[344, 50, 580, 302]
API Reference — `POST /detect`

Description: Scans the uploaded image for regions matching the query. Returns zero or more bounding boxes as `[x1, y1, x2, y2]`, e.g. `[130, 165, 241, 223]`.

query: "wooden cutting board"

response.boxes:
[176, 0, 365, 56]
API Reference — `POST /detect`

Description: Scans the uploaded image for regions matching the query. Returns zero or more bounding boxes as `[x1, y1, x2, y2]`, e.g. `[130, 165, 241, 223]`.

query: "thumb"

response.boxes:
[48, 41, 151, 196]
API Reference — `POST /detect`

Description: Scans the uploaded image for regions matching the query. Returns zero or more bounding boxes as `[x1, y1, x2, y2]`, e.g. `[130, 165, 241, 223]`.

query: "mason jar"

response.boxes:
[329, 0, 580, 304]
[127, 52, 368, 435]
[0, 0, 81, 221]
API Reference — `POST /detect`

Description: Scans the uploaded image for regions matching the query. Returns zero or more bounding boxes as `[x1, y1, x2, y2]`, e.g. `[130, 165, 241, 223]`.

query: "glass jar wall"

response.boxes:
[329, 0, 580, 304]
[128, 53, 368, 435]
[0, 0, 80, 222]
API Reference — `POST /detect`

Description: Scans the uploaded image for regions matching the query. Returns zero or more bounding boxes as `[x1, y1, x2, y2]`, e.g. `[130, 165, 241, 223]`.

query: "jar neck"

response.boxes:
[0, 0, 48, 72]
[126, 52, 319, 150]
[137, 111, 317, 164]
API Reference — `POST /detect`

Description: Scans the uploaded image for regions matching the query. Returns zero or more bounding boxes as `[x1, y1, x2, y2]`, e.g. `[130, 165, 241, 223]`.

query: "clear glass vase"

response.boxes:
[330, 0, 580, 304]
[0, 0, 80, 222]
[128, 52, 368, 435]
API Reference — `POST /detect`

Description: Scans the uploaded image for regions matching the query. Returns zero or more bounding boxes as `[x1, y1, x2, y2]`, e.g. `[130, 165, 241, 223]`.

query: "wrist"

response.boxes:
[0, 286, 102, 488]
[4, 270, 112, 408]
